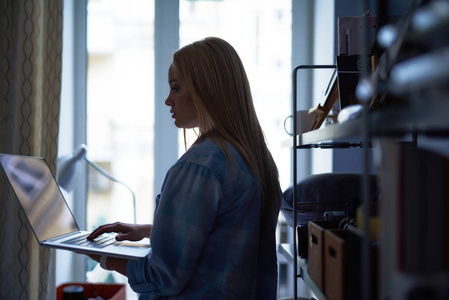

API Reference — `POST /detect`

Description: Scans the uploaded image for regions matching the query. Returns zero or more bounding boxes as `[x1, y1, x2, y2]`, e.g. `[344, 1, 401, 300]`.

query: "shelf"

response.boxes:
[293, 95, 449, 148]
[278, 243, 329, 300]
[297, 120, 362, 147]
[370, 96, 449, 136]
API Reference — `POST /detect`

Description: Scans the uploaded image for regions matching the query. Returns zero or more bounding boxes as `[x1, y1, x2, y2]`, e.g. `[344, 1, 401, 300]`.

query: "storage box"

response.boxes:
[324, 230, 347, 300]
[307, 221, 340, 291]
[324, 229, 362, 300]
[57, 283, 126, 300]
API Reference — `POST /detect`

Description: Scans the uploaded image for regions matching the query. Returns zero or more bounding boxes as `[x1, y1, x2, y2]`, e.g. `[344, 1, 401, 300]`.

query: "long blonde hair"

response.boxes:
[173, 37, 281, 230]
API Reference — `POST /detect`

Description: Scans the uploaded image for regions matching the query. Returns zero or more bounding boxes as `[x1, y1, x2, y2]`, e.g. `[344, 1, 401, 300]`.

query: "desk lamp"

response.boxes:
[57, 144, 136, 223]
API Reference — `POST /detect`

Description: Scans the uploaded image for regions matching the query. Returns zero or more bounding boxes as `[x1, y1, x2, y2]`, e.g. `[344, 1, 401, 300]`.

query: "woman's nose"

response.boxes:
[165, 96, 171, 106]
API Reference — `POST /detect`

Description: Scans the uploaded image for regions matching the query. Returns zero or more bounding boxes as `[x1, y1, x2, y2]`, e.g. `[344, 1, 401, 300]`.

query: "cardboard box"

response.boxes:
[324, 230, 347, 300]
[307, 221, 340, 291]
[57, 283, 126, 300]
[324, 229, 363, 300]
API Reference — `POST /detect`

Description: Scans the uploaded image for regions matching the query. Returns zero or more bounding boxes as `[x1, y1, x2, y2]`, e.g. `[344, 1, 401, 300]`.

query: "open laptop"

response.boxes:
[0, 153, 151, 260]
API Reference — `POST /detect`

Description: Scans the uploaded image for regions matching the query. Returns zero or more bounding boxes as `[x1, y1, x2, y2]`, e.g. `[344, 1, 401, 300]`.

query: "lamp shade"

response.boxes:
[57, 144, 88, 192]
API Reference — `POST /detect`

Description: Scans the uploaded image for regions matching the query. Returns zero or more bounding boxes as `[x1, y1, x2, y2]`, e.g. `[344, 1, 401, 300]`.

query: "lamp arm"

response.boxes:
[86, 158, 137, 223]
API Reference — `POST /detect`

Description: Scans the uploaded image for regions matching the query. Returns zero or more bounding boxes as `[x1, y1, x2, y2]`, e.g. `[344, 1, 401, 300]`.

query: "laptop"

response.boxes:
[0, 153, 151, 260]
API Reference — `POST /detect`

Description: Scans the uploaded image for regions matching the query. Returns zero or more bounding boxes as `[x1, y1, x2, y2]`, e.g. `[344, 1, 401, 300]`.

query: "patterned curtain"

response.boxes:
[0, 0, 63, 299]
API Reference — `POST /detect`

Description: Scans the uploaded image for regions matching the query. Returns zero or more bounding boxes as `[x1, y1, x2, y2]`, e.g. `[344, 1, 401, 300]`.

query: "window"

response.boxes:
[179, 0, 292, 190]
[84, 0, 156, 288]
[60, 0, 295, 295]
[86, 0, 155, 230]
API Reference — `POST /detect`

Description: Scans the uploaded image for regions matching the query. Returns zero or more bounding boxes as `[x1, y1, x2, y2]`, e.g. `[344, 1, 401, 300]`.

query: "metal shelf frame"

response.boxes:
[291, 64, 336, 299]
[291, 64, 376, 300]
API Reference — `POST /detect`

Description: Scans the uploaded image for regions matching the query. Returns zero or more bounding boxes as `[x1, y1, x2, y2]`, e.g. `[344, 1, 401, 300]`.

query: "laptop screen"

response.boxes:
[0, 154, 78, 242]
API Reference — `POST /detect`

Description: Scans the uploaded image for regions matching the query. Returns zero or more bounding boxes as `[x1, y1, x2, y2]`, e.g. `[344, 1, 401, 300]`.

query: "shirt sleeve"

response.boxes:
[127, 159, 223, 297]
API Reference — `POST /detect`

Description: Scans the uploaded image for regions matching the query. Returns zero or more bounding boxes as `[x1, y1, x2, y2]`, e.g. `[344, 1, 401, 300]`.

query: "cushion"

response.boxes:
[281, 173, 378, 227]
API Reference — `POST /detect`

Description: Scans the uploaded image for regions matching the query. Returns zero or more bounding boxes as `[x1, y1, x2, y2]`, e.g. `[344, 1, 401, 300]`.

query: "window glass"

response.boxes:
[179, 0, 292, 190]
[86, 0, 155, 231]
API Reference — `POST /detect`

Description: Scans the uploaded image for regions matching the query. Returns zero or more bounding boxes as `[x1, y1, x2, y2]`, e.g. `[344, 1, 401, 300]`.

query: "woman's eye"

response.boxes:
[171, 86, 180, 92]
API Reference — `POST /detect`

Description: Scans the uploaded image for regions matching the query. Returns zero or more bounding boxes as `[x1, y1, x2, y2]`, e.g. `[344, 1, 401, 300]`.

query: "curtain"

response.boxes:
[0, 0, 63, 299]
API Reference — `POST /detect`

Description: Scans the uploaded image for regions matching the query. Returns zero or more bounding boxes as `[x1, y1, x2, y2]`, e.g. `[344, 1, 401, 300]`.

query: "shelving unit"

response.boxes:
[291, 65, 372, 300]
[287, 0, 449, 299]
[289, 90, 449, 300]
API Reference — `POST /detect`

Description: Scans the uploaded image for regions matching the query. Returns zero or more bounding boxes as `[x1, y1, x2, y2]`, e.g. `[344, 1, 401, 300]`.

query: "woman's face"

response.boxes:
[165, 65, 199, 129]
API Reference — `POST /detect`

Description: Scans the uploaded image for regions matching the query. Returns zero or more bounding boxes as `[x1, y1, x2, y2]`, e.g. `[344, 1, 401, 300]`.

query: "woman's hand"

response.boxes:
[87, 222, 152, 242]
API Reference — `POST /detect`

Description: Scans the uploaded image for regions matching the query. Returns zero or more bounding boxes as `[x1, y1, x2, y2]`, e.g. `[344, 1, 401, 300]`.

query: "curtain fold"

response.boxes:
[0, 0, 63, 299]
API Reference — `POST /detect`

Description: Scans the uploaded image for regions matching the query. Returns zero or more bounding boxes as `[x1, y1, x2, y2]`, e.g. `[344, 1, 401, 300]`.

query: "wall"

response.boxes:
[311, 0, 335, 175]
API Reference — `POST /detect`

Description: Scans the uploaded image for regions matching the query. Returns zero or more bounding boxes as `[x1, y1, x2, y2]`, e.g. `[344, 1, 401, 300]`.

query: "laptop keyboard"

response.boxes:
[62, 233, 116, 249]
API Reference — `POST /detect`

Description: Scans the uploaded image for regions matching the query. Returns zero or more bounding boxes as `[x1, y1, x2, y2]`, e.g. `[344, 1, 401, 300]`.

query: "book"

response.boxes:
[376, 140, 449, 298]
[338, 16, 379, 56]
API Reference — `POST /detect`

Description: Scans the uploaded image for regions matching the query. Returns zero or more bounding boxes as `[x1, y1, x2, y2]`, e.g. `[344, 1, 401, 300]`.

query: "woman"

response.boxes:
[87, 37, 281, 299]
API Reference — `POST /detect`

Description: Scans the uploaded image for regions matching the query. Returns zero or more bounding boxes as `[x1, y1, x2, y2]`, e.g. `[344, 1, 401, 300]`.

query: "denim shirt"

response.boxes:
[127, 137, 279, 299]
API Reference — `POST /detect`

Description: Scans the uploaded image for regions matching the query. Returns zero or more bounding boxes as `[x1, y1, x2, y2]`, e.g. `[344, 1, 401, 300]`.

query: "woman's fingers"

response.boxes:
[116, 224, 151, 241]
[87, 222, 124, 240]
[87, 223, 152, 241]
